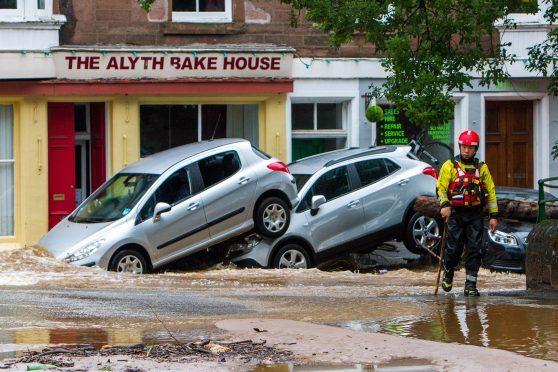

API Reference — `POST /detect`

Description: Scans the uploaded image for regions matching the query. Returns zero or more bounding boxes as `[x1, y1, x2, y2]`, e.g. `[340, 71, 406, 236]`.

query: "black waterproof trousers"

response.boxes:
[443, 206, 484, 275]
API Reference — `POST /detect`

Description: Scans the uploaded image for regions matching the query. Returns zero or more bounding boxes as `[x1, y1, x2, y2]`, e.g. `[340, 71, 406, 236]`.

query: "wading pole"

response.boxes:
[434, 219, 448, 295]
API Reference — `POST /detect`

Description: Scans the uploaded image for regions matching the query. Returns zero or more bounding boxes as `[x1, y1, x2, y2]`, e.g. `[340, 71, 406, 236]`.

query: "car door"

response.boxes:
[136, 165, 209, 262]
[353, 158, 404, 232]
[299, 165, 364, 253]
[196, 149, 257, 241]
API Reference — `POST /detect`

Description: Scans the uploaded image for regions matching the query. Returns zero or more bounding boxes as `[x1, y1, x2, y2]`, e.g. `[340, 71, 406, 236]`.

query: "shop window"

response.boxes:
[141, 104, 261, 157]
[291, 102, 347, 161]
[172, 0, 232, 23]
[0, 0, 52, 20]
[0, 105, 14, 236]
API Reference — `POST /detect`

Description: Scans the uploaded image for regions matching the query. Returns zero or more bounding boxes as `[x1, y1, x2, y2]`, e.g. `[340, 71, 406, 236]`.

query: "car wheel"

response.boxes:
[109, 249, 148, 274]
[403, 212, 442, 255]
[255, 196, 290, 238]
[273, 244, 310, 269]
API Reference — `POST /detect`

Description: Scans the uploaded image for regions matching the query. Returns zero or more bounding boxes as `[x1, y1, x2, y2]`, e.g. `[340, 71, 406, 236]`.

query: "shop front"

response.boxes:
[0, 46, 293, 249]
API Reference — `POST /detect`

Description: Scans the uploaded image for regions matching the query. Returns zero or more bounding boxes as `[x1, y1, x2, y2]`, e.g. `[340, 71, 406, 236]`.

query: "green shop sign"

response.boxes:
[376, 105, 453, 146]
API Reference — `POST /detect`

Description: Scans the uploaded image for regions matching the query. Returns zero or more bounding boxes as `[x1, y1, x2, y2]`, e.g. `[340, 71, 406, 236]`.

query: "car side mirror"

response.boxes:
[310, 195, 326, 216]
[153, 202, 171, 222]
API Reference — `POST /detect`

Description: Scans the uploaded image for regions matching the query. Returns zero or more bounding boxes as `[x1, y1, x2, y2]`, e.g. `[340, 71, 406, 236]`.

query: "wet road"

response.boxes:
[1, 246, 557, 364]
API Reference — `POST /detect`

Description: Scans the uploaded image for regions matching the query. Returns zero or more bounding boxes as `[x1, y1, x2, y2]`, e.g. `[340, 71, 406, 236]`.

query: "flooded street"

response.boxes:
[0, 246, 556, 367]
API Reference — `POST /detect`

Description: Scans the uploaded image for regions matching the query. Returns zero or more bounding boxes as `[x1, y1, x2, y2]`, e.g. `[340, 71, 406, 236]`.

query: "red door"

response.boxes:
[48, 103, 75, 229]
[90, 103, 106, 191]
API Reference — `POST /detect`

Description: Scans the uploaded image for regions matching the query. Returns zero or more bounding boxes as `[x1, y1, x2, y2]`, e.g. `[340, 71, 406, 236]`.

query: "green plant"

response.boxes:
[365, 105, 383, 123]
[137, 0, 156, 12]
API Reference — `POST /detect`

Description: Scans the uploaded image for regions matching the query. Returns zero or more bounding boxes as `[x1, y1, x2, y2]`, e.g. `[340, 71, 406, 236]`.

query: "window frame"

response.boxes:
[0, 0, 53, 21]
[172, 0, 232, 23]
[0, 0, 23, 19]
[290, 100, 350, 161]
[0, 104, 14, 236]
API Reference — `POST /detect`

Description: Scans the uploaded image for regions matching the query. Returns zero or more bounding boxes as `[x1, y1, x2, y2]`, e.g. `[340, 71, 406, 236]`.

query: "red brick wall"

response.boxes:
[58, 0, 375, 58]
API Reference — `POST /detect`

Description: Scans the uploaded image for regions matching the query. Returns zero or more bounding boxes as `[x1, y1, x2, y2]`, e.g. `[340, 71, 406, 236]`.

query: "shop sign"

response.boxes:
[53, 51, 293, 80]
[376, 105, 453, 146]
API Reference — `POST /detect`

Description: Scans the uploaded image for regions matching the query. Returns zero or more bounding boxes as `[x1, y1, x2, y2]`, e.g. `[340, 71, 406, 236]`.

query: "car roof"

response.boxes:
[121, 138, 246, 175]
[288, 146, 399, 175]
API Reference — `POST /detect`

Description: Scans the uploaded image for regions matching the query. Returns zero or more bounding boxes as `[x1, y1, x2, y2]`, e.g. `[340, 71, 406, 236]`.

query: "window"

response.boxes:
[172, 0, 232, 23]
[140, 104, 259, 157]
[354, 159, 390, 187]
[0, 0, 52, 20]
[139, 167, 192, 222]
[0, 0, 22, 18]
[197, 151, 240, 189]
[299, 166, 351, 211]
[291, 102, 348, 161]
[495, 0, 547, 25]
[0, 105, 14, 235]
[140, 104, 226, 157]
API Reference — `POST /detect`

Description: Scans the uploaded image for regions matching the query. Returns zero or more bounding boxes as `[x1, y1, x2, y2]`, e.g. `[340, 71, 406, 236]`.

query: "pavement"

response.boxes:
[217, 318, 558, 371]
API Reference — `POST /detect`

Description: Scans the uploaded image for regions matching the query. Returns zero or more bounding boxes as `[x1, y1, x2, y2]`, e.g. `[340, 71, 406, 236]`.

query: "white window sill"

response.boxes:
[0, 14, 66, 25]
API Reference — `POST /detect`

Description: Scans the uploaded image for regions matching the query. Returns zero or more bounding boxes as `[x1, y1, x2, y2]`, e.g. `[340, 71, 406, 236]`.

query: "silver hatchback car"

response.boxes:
[229, 146, 438, 269]
[39, 139, 299, 273]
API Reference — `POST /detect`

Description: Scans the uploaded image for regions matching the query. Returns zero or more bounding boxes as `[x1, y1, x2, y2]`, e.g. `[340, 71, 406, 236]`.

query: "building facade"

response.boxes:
[1, 0, 557, 250]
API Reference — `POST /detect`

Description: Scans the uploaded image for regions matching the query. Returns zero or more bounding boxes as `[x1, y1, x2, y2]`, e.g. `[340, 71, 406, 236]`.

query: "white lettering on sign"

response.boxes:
[55, 52, 291, 79]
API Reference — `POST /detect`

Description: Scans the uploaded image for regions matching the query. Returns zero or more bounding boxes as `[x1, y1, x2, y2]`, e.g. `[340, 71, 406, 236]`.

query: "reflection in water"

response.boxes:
[339, 296, 558, 362]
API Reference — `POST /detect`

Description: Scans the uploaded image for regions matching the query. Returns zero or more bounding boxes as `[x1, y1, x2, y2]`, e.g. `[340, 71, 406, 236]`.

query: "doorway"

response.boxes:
[485, 100, 533, 188]
[48, 103, 106, 229]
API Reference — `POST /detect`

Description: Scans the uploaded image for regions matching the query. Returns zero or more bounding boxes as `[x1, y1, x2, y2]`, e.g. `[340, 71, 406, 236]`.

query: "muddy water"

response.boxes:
[2, 246, 556, 363]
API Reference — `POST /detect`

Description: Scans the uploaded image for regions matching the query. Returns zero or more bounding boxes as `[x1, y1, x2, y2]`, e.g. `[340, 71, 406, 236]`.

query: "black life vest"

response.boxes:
[447, 159, 485, 207]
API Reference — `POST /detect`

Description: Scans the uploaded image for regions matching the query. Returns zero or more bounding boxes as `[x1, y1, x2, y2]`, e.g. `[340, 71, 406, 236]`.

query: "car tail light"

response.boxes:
[267, 162, 290, 173]
[422, 166, 438, 179]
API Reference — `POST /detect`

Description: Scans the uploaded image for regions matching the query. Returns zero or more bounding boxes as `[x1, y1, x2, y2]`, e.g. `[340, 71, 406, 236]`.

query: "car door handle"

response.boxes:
[398, 178, 410, 186]
[187, 202, 199, 211]
[347, 200, 360, 208]
[238, 176, 251, 185]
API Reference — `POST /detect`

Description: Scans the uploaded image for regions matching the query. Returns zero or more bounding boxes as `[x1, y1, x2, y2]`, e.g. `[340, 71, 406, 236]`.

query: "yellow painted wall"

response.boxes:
[259, 94, 287, 161]
[0, 93, 288, 250]
[0, 98, 48, 251]
[109, 98, 140, 174]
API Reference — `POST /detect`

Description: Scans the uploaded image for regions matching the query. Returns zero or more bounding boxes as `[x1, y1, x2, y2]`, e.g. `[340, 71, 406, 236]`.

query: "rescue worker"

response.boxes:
[436, 130, 498, 297]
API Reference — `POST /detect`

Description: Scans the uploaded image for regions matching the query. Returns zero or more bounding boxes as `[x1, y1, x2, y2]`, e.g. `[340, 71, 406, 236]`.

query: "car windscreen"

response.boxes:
[292, 174, 312, 191]
[70, 173, 159, 223]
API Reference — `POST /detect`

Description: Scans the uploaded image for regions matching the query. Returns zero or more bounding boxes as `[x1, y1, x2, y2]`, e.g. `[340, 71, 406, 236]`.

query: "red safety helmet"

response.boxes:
[458, 130, 480, 147]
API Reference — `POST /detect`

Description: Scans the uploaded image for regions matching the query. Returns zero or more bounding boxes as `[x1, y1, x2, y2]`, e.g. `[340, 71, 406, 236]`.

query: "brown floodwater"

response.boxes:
[1, 246, 556, 364]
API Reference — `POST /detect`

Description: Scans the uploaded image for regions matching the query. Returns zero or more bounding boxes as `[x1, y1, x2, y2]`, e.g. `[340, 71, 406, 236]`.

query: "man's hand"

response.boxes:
[489, 218, 498, 233]
[440, 206, 451, 221]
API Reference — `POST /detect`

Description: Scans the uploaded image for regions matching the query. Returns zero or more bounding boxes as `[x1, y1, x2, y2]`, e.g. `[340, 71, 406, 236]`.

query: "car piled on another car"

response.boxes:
[38, 139, 299, 274]
[229, 145, 439, 268]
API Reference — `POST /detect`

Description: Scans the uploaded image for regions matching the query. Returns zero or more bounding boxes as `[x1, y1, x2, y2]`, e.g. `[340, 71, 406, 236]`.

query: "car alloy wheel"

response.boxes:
[255, 197, 290, 238]
[110, 249, 148, 274]
[404, 212, 442, 255]
[273, 244, 310, 269]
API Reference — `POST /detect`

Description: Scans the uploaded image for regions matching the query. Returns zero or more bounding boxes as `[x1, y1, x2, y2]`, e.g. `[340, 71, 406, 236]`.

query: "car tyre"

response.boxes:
[273, 244, 311, 269]
[255, 196, 290, 238]
[403, 212, 442, 255]
[109, 249, 149, 274]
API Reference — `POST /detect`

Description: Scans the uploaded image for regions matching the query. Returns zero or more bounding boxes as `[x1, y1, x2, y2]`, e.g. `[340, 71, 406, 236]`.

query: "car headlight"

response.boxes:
[488, 230, 518, 247]
[65, 239, 106, 263]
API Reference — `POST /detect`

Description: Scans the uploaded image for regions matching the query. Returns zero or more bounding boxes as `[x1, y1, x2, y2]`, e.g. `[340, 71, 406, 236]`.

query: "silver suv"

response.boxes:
[230, 146, 438, 268]
[39, 139, 299, 273]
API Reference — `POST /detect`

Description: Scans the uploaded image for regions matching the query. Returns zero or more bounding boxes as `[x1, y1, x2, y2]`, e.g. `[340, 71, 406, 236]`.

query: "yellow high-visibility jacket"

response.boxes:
[436, 156, 498, 217]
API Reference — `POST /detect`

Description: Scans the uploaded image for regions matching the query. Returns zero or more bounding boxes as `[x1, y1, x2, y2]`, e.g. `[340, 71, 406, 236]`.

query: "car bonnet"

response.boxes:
[37, 219, 114, 259]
